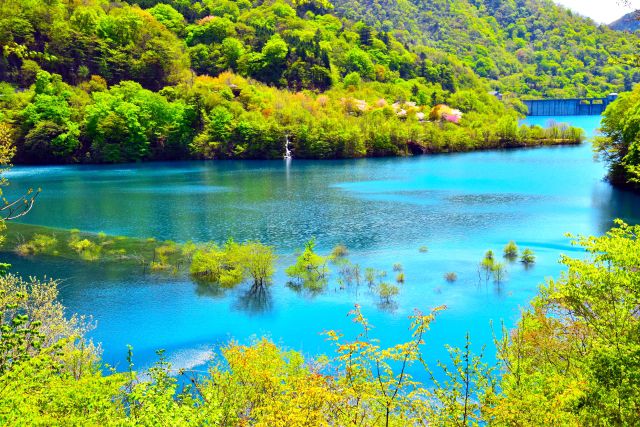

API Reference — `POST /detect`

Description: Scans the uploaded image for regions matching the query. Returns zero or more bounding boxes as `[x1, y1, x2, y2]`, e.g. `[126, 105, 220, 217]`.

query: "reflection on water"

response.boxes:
[234, 285, 273, 316]
[2, 115, 639, 382]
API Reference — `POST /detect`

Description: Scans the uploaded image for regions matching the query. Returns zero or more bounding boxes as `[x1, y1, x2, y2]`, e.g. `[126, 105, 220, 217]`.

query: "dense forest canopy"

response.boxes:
[332, 0, 640, 98]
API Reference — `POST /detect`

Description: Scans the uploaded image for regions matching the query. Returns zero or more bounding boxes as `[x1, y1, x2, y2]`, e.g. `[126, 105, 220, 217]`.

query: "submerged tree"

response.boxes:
[285, 238, 329, 292]
[520, 248, 536, 266]
[378, 282, 399, 304]
[190, 240, 276, 289]
[503, 241, 518, 261]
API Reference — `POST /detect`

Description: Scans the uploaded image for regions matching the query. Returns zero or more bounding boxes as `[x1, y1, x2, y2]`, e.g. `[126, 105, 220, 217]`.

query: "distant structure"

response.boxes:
[523, 93, 618, 116]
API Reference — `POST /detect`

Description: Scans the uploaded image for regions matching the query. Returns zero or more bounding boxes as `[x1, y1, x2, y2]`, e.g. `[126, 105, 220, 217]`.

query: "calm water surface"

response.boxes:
[4, 115, 639, 378]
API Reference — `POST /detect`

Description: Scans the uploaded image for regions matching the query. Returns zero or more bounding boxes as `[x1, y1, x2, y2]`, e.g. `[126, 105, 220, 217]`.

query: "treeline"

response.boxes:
[0, 70, 583, 163]
[0, 0, 588, 163]
[1, 220, 639, 425]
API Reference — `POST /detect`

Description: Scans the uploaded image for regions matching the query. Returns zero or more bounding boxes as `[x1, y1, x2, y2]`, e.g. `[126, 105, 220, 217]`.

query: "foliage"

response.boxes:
[521, 248, 536, 265]
[445, 272, 458, 282]
[190, 240, 277, 288]
[68, 236, 102, 261]
[332, 0, 640, 98]
[0, 0, 588, 164]
[330, 243, 348, 259]
[84, 81, 195, 162]
[15, 233, 57, 256]
[1, 222, 640, 425]
[490, 220, 640, 425]
[427, 333, 497, 426]
[285, 238, 329, 291]
[378, 282, 399, 303]
[238, 241, 278, 287]
[150, 242, 180, 271]
[491, 262, 506, 283]
[503, 240, 518, 260]
[596, 84, 640, 191]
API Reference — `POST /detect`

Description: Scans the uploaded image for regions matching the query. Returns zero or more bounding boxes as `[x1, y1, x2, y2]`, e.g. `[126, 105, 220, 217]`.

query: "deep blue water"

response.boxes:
[3, 115, 639, 380]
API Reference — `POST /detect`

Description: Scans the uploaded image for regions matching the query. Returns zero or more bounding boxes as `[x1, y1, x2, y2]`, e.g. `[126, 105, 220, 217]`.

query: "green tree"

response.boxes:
[286, 238, 329, 291]
[491, 221, 640, 425]
[596, 85, 640, 191]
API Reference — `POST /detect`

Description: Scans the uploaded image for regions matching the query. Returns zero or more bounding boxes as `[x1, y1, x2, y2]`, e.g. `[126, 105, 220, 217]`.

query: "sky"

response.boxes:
[554, 0, 640, 24]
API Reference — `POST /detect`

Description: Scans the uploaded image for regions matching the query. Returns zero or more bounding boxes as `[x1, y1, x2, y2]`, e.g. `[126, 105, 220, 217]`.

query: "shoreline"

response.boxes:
[7, 138, 584, 167]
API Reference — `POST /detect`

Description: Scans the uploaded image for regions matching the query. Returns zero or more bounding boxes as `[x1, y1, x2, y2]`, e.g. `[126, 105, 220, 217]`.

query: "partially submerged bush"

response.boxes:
[330, 244, 348, 259]
[445, 272, 458, 282]
[365, 267, 376, 287]
[503, 241, 518, 260]
[378, 282, 399, 303]
[521, 248, 536, 265]
[492, 262, 506, 283]
[190, 243, 242, 288]
[190, 240, 276, 288]
[286, 238, 329, 291]
[16, 234, 58, 256]
[68, 237, 101, 261]
[151, 242, 180, 271]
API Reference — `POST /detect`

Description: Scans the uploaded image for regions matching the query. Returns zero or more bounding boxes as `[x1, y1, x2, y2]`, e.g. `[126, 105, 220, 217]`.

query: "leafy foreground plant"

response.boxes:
[488, 220, 640, 425]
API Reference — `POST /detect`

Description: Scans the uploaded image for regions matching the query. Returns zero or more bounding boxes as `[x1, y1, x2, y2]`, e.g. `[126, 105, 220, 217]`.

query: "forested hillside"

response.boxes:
[333, 0, 640, 98]
[0, 0, 625, 163]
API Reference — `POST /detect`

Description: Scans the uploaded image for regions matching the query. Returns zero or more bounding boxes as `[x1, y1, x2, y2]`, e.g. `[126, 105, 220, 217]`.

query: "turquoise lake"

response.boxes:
[3, 115, 639, 379]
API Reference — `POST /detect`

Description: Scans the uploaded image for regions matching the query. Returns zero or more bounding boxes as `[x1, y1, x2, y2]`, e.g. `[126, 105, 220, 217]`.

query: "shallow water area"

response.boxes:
[3, 115, 639, 379]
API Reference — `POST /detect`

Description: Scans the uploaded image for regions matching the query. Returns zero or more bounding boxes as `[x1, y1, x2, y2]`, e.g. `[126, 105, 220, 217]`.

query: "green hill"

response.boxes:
[332, 0, 640, 98]
[0, 0, 626, 163]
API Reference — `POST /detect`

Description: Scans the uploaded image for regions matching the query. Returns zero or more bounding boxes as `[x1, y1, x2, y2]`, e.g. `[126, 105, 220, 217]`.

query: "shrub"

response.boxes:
[492, 262, 506, 283]
[68, 237, 102, 261]
[285, 238, 329, 291]
[503, 241, 518, 260]
[238, 241, 277, 287]
[521, 248, 536, 265]
[365, 267, 376, 287]
[151, 243, 179, 271]
[484, 250, 494, 261]
[445, 272, 458, 282]
[330, 244, 348, 259]
[378, 282, 399, 303]
[16, 234, 58, 256]
[190, 243, 243, 288]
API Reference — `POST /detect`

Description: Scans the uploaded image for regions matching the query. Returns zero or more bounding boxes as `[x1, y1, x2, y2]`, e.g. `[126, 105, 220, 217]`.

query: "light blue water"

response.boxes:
[3, 115, 639, 379]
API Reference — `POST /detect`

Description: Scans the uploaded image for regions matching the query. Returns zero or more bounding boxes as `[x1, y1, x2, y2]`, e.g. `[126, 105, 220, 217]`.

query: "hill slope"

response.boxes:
[610, 11, 640, 32]
[0, 0, 611, 164]
[332, 0, 640, 97]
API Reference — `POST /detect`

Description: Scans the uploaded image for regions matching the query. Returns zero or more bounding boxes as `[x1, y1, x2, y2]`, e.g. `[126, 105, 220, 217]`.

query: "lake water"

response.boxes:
[3, 115, 639, 379]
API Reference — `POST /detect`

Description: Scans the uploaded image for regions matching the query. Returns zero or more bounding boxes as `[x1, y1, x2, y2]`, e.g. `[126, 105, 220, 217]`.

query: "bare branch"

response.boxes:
[1, 188, 41, 221]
